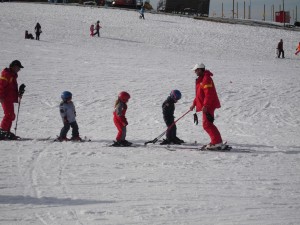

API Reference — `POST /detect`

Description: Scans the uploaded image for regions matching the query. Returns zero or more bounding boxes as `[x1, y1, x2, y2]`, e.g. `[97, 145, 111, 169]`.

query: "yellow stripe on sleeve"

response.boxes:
[0, 77, 8, 81]
[203, 84, 213, 89]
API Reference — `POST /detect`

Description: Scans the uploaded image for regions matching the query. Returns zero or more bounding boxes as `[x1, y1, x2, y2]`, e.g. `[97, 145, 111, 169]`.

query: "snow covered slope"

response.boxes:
[0, 3, 300, 225]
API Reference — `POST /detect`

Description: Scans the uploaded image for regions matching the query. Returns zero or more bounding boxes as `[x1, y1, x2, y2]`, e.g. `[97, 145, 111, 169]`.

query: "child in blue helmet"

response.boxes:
[57, 91, 81, 141]
[160, 90, 185, 145]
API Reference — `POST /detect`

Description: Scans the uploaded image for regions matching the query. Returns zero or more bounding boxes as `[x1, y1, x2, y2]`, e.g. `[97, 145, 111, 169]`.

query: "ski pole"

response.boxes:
[14, 84, 26, 136]
[14, 98, 21, 136]
[144, 109, 191, 145]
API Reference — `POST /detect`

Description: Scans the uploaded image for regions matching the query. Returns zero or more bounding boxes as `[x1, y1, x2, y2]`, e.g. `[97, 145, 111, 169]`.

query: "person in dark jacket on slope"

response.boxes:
[160, 90, 184, 145]
[277, 39, 285, 58]
[94, 21, 102, 37]
[35, 22, 42, 40]
[25, 30, 34, 39]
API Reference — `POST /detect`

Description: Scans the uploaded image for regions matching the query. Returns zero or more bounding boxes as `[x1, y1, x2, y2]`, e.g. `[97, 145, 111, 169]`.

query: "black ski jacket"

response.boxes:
[162, 96, 175, 125]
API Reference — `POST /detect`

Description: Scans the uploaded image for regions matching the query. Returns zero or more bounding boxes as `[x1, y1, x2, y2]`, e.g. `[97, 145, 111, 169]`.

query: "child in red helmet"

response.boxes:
[112, 91, 132, 147]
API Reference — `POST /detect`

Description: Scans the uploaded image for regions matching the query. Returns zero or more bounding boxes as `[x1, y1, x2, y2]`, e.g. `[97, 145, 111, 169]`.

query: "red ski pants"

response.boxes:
[202, 108, 222, 145]
[1, 102, 15, 132]
[113, 116, 126, 141]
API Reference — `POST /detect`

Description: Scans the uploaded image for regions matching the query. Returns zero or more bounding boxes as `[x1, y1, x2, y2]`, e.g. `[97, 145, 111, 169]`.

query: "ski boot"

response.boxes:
[6, 132, 19, 140]
[173, 137, 184, 144]
[55, 136, 69, 142]
[0, 128, 7, 140]
[111, 141, 122, 147]
[160, 139, 171, 145]
[0, 129, 19, 140]
[70, 136, 82, 142]
[120, 140, 132, 146]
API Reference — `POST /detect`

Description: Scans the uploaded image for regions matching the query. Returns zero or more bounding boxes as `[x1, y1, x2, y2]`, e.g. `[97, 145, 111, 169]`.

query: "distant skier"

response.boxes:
[139, 6, 145, 19]
[90, 24, 95, 36]
[160, 90, 185, 145]
[112, 91, 132, 147]
[94, 20, 102, 37]
[57, 91, 82, 142]
[295, 42, 300, 55]
[0, 60, 25, 140]
[34, 22, 42, 40]
[277, 39, 284, 58]
[25, 30, 34, 39]
[190, 63, 225, 150]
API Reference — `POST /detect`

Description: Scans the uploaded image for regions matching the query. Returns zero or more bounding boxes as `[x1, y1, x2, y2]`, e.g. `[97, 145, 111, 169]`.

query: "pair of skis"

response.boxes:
[9, 136, 91, 142]
[143, 109, 232, 151]
[165, 143, 232, 152]
[144, 110, 191, 145]
[7, 137, 236, 152]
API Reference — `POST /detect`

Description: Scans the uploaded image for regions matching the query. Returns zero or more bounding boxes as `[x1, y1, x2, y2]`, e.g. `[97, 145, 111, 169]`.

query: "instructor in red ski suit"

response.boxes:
[0, 60, 24, 140]
[190, 63, 223, 149]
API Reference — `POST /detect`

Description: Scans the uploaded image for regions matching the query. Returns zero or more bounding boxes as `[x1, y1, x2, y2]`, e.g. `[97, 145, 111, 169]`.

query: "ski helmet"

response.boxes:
[61, 91, 72, 101]
[118, 91, 130, 103]
[170, 90, 181, 101]
[191, 63, 205, 71]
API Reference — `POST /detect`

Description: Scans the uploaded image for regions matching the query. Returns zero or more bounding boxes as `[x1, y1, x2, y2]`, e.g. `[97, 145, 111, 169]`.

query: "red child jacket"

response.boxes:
[113, 101, 128, 125]
[193, 70, 221, 112]
[0, 68, 19, 103]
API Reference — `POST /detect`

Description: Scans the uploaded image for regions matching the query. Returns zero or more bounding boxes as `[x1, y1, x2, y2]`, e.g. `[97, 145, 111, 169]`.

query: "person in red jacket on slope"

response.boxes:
[295, 42, 300, 55]
[190, 63, 224, 150]
[90, 24, 95, 37]
[112, 91, 132, 147]
[0, 60, 25, 140]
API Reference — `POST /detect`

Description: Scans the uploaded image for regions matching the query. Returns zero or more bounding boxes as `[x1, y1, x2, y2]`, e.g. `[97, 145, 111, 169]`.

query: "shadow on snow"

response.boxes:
[0, 195, 115, 206]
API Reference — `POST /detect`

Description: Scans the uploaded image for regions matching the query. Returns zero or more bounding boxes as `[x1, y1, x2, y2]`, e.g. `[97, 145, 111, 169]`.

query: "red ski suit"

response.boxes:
[0, 68, 19, 131]
[113, 101, 128, 141]
[90, 24, 94, 36]
[295, 43, 300, 55]
[193, 70, 222, 145]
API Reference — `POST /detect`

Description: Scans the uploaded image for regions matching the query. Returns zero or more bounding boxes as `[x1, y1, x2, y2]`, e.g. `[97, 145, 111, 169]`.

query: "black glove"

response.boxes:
[193, 113, 198, 125]
[18, 83, 26, 97]
[206, 112, 214, 123]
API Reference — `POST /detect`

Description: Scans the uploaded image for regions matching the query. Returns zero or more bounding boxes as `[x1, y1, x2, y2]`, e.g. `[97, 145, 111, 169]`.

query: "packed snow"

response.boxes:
[1, 2, 300, 225]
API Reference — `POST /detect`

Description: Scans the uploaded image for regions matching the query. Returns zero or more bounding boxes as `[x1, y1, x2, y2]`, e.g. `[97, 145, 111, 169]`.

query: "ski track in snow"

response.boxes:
[0, 2, 300, 225]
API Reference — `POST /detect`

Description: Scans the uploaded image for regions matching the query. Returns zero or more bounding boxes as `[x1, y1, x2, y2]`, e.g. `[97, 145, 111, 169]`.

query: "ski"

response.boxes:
[200, 145, 232, 151]
[1, 137, 52, 142]
[165, 144, 255, 153]
[164, 145, 200, 151]
[164, 145, 232, 152]
[108, 144, 139, 148]
[108, 141, 143, 147]
[2, 136, 91, 142]
[53, 136, 91, 142]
